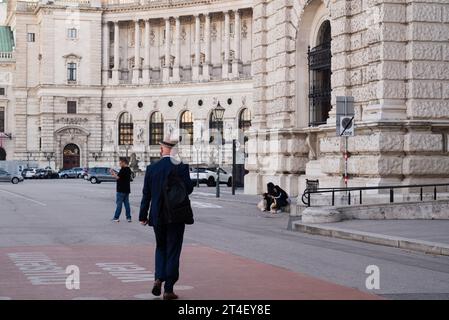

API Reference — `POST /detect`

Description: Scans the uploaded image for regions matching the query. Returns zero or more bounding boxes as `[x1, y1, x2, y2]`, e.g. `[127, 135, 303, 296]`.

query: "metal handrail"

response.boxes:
[301, 183, 449, 207]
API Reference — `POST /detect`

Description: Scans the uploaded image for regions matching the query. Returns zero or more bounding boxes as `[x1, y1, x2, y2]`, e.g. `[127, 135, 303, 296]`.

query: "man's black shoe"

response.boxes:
[152, 279, 162, 296]
[163, 292, 179, 300]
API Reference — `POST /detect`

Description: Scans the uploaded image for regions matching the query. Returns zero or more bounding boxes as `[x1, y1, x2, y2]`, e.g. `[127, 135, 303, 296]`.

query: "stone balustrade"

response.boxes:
[0, 52, 14, 62]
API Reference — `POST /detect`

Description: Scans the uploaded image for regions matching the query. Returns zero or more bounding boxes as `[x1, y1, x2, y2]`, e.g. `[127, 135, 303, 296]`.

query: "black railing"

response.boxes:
[301, 183, 449, 207]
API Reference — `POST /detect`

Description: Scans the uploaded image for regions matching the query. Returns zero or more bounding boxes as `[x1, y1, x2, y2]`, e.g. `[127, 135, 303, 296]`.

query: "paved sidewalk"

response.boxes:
[293, 220, 449, 256]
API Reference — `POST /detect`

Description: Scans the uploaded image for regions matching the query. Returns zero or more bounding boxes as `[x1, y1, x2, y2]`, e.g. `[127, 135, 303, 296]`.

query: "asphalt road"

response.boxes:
[0, 177, 449, 299]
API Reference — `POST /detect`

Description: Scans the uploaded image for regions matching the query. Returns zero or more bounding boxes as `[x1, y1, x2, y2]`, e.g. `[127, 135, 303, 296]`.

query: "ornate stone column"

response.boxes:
[232, 9, 241, 79]
[143, 19, 151, 84]
[102, 22, 110, 85]
[163, 17, 171, 82]
[132, 19, 141, 84]
[192, 14, 201, 81]
[112, 21, 120, 85]
[222, 11, 230, 79]
[203, 13, 211, 81]
[172, 16, 181, 82]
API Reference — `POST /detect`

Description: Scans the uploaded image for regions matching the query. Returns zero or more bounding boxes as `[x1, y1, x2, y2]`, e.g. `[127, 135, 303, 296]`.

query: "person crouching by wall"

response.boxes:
[259, 182, 290, 213]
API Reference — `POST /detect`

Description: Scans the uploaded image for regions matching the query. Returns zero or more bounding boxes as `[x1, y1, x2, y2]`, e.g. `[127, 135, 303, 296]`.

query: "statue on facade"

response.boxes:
[137, 126, 144, 142]
[129, 152, 140, 172]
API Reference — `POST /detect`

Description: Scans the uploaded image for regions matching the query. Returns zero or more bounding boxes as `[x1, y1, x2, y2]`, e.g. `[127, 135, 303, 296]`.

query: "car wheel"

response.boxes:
[90, 177, 98, 184]
[227, 177, 232, 187]
[11, 177, 19, 184]
[207, 176, 216, 187]
[62, 174, 68, 179]
[77, 174, 82, 179]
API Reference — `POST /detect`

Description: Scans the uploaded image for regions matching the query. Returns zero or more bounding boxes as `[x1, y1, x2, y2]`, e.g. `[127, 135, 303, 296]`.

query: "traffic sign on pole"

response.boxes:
[336, 96, 355, 136]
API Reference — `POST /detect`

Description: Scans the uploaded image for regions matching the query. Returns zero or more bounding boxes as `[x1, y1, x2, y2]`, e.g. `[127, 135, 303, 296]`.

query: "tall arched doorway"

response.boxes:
[0, 147, 6, 161]
[296, 0, 331, 128]
[308, 20, 331, 126]
[63, 144, 80, 169]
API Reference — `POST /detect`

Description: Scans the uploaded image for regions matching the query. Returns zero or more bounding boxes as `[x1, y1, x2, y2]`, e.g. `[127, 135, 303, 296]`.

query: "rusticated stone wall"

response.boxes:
[245, 0, 449, 197]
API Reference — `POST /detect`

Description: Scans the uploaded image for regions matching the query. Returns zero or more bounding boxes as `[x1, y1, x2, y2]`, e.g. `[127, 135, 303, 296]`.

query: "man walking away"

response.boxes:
[111, 157, 132, 223]
[139, 137, 194, 300]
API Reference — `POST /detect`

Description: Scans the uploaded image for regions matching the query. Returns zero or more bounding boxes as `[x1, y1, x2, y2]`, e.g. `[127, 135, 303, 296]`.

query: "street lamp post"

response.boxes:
[26, 152, 33, 168]
[43, 152, 54, 169]
[194, 138, 201, 188]
[212, 102, 225, 198]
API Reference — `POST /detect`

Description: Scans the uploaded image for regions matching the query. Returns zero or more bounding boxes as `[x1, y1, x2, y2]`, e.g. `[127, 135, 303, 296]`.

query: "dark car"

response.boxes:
[86, 167, 117, 184]
[36, 169, 59, 179]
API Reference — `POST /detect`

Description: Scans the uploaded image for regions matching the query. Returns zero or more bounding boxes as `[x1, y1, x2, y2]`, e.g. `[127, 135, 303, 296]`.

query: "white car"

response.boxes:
[23, 168, 38, 179]
[190, 167, 232, 187]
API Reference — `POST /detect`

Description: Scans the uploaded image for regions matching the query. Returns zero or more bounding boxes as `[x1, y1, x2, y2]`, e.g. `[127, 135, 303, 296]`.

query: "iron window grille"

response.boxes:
[118, 113, 134, 146]
[67, 101, 77, 114]
[179, 111, 194, 145]
[149, 112, 164, 145]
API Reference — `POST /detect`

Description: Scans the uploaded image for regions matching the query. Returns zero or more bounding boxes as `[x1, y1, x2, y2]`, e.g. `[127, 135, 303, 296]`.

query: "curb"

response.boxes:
[292, 222, 449, 257]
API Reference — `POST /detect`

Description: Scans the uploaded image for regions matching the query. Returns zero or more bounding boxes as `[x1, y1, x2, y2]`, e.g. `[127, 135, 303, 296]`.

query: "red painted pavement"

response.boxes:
[0, 245, 379, 300]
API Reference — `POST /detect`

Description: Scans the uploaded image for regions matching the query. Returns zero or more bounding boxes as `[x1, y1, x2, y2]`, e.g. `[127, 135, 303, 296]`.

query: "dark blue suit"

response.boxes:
[139, 156, 194, 292]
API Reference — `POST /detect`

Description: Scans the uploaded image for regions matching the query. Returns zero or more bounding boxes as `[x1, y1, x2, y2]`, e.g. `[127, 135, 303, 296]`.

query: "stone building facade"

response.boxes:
[245, 0, 449, 197]
[0, 0, 254, 171]
[1, 0, 449, 198]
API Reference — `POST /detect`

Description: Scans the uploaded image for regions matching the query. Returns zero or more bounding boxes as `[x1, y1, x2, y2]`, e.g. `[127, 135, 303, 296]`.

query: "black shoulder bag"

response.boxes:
[161, 165, 194, 225]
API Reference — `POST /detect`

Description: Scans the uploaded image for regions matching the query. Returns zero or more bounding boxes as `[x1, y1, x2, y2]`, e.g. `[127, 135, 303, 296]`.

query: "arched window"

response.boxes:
[238, 108, 251, 133]
[0, 147, 6, 161]
[118, 112, 133, 145]
[209, 112, 224, 145]
[0, 106, 5, 133]
[179, 111, 193, 145]
[238, 108, 251, 144]
[149, 112, 164, 145]
[308, 20, 331, 126]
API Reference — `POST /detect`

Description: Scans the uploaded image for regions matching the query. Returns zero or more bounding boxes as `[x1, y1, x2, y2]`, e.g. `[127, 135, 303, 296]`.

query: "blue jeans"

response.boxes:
[114, 192, 131, 220]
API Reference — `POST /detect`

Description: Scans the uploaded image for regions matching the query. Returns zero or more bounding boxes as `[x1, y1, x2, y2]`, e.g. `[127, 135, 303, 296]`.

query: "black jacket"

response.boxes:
[139, 157, 194, 226]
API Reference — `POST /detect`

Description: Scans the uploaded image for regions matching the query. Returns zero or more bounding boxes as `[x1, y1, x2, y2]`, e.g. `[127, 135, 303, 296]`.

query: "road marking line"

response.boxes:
[7, 252, 66, 285]
[96, 262, 154, 283]
[0, 189, 47, 206]
[191, 201, 222, 209]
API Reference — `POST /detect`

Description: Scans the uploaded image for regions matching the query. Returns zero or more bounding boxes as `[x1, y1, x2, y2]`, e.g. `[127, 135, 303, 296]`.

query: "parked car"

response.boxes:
[190, 167, 232, 187]
[86, 167, 118, 184]
[58, 169, 79, 179]
[0, 168, 24, 184]
[72, 167, 88, 178]
[22, 168, 38, 179]
[36, 169, 59, 179]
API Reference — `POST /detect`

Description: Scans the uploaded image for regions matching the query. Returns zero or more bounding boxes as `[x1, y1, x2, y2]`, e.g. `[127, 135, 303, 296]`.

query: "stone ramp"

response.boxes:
[293, 220, 449, 256]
